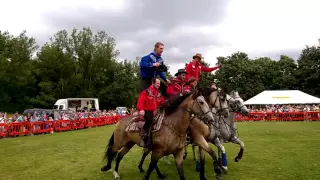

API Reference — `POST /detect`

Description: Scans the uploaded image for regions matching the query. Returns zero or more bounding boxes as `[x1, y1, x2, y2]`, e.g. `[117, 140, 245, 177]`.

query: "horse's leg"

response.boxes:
[213, 138, 228, 174]
[217, 144, 222, 167]
[193, 135, 222, 176]
[174, 149, 186, 180]
[231, 136, 244, 162]
[198, 147, 207, 180]
[113, 141, 135, 179]
[183, 144, 188, 160]
[138, 148, 151, 173]
[155, 164, 167, 179]
[143, 151, 163, 180]
[101, 133, 121, 172]
[193, 144, 201, 172]
[192, 144, 198, 161]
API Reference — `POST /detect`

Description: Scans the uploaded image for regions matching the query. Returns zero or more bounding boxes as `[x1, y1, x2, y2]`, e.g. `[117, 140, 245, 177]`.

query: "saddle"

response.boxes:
[125, 109, 165, 133]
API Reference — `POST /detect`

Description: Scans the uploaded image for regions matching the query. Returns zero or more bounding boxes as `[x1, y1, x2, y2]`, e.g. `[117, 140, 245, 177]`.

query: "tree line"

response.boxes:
[0, 27, 319, 113]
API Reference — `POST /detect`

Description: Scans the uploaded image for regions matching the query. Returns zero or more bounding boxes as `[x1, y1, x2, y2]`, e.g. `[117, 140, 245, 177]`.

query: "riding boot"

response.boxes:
[143, 126, 150, 148]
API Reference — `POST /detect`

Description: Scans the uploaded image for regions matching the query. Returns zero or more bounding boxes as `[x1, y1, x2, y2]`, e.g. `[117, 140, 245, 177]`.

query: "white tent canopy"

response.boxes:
[244, 90, 320, 105]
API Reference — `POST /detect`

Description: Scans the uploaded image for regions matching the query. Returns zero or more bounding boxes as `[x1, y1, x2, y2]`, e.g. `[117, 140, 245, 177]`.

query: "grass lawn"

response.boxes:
[1, 121, 320, 180]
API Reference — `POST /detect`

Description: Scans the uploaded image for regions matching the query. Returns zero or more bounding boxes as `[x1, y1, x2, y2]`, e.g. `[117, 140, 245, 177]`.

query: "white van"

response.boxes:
[116, 107, 127, 115]
[54, 98, 99, 112]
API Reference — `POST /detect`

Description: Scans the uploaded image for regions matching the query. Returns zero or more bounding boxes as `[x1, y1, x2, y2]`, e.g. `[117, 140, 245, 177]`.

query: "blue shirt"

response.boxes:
[139, 52, 167, 81]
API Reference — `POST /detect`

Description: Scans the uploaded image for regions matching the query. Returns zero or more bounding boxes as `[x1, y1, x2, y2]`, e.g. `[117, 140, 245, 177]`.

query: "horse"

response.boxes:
[191, 91, 249, 173]
[101, 90, 216, 180]
[137, 87, 230, 180]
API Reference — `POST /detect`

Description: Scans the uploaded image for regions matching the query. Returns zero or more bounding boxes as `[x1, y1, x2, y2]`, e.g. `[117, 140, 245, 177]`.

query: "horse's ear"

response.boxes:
[192, 90, 201, 99]
[219, 89, 227, 97]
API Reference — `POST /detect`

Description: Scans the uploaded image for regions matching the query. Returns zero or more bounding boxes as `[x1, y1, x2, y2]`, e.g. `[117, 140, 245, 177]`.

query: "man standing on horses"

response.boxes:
[185, 53, 222, 81]
[139, 42, 171, 95]
[137, 78, 165, 147]
[166, 69, 191, 98]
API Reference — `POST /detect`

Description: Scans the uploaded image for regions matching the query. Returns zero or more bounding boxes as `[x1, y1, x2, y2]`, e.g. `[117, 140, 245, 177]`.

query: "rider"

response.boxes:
[137, 78, 165, 147]
[139, 42, 171, 94]
[186, 77, 198, 92]
[166, 69, 191, 98]
[185, 53, 222, 81]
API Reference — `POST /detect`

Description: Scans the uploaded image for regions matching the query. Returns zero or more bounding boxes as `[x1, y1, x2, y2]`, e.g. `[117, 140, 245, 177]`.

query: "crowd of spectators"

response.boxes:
[247, 104, 320, 113]
[0, 109, 133, 125]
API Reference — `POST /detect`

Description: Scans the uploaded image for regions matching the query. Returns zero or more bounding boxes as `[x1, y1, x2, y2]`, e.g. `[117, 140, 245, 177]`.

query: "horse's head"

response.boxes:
[201, 87, 229, 118]
[228, 91, 249, 116]
[182, 90, 214, 122]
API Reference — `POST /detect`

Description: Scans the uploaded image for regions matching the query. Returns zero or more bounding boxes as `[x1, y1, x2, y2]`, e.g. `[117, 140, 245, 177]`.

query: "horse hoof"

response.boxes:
[216, 175, 222, 180]
[200, 176, 207, 180]
[158, 174, 168, 180]
[113, 171, 120, 180]
[139, 168, 145, 173]
[222, 166, 228, 174]
[234, 157, 239, 162]
[101, 165, 111, 172]
[214, 166, 222, 175]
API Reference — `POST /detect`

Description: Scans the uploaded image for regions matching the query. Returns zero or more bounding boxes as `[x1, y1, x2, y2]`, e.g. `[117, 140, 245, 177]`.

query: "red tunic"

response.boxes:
[185, 61, 220, 81]
[166, 77, 191, 97]
[137, 85, 165, 111]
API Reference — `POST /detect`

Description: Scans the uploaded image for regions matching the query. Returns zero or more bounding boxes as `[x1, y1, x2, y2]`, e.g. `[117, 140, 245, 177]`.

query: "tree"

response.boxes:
[0, 30, 38, 112]
[296, 40, 320, 97]
[1, 28, 319, 113]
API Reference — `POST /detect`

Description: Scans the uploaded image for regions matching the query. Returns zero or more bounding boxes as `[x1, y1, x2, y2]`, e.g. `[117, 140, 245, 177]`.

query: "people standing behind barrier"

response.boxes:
[185, 53, 222, 81]
[139, 42, 171, 94]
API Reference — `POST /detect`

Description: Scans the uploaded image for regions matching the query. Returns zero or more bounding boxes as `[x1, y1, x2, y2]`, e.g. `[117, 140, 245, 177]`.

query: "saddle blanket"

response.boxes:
[125, 110, 165, 133]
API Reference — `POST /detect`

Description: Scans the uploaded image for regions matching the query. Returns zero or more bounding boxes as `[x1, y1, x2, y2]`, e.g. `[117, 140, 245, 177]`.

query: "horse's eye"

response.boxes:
[200, 101, 204, 105]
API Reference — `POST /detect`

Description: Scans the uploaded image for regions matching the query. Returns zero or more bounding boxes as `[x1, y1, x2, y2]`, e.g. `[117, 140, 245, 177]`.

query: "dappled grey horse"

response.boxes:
[191, 91, 249, 173]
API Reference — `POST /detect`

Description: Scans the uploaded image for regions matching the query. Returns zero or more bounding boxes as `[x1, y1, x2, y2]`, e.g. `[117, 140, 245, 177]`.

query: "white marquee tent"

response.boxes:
[244, 90, 320, 105]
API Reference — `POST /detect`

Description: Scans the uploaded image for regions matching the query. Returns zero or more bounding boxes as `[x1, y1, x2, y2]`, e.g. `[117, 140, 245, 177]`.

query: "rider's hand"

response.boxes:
[166, 79, 171, 84]
[139, 110, 145, 116]
[153, 62, 160, 67]
[211, 84, 217, 89]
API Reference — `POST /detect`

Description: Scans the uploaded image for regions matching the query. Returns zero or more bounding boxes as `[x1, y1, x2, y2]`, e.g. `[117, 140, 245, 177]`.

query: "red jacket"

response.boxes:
[185, 60, 220, 81]
[166, 77, 191, 97]
[137, 85, 165, 111]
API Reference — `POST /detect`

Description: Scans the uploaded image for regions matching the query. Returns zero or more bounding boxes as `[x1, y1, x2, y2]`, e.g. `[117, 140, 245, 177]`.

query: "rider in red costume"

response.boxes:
[137, 78, 165, 147]
[185, 53, 221, 81]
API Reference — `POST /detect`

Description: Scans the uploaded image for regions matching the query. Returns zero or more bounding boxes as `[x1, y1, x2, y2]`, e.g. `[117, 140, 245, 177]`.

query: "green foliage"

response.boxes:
[0, 28, 319, 112]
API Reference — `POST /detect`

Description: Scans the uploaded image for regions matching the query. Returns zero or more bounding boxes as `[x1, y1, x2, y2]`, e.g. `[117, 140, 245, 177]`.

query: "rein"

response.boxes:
[163, 96, 211, 139]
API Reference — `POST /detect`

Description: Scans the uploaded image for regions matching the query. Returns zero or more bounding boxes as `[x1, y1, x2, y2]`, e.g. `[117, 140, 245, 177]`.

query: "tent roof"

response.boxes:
[244, 90, 320, 105]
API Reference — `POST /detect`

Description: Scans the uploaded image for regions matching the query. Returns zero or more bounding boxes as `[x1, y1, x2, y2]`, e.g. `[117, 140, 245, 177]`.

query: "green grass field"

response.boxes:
[1, 122, 320, 180]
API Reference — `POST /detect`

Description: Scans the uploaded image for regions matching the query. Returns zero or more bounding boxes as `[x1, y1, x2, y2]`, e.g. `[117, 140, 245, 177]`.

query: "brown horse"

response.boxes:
[101, 90, 215, 180]
[137, 88, 230, 180]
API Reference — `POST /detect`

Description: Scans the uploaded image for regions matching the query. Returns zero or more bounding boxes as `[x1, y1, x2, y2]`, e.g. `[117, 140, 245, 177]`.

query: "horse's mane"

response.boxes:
[199, 87, 215, 97]
[165, 92, 193, 115]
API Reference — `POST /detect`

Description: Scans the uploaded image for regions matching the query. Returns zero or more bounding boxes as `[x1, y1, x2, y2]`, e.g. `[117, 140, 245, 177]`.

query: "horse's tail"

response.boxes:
[102, 132, 115, 162]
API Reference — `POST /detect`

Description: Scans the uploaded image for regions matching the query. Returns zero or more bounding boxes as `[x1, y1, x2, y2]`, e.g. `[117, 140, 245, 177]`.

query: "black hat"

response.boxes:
[154, 64, 168, 72]
[175, 69, 188, 76]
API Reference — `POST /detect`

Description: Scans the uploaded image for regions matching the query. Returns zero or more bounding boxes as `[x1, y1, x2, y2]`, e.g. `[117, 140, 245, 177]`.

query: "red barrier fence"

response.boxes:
[235, 112, 320, 122]
[0, 115, 126, 138]
[0, 112, 319, 138]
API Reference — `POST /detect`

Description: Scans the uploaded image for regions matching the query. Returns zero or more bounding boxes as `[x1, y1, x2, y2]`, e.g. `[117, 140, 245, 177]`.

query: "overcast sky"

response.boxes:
[1, 0, 319, 74]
